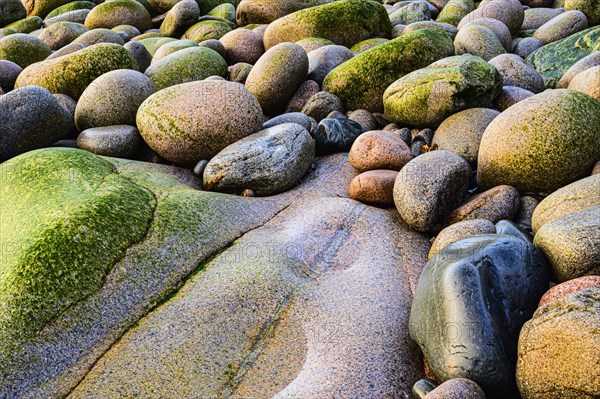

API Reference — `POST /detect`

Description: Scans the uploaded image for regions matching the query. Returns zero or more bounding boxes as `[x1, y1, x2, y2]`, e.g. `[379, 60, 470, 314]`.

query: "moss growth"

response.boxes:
[0, 0, 26, 26]
[526, 26, 600, 88]
[138, 36, 177, 55]
[14, 43, 137, 99]
[349, 38, 389, 54]
[207, 3, 235, 20]
[436, 0, 475, 26]
[197, 0, 240, 15]
[389, 2, 430, 26]
[0, 33, 51, 68]
[322, 28, 454, 112]
[182, 20, 231, 42]
[23, 0, 74, 18]
[262, 0, 392, 49]
[0, 29, 17, 39]
[85, 0, 152, 32]
[0, 148, 155, 354]
[4, 16, 43, 33]
[44, 0, 96, 20]
[145, 46, 227, 89]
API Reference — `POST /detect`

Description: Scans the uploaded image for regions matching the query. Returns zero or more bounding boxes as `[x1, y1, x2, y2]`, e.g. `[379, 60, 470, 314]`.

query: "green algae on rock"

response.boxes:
[477, 89, 600, 194]
[14, 43, 137, 99]
[144, 46, 227, 90]
[0, 33, 51, 68]
[262, 0, 392, 50]
[23, 0, 76, 18]
[383, 55, 502, 127]
[435, 0, 475, 26]
[44, 0, 96, 20]
[0, 148, 155, 356]
[527, 26, 600, 88]
[138, 36, 177, 55]
[236, 0, 335, 26]
[181, 20, 231, 41]
[322, 28, 454, 113]
[565, 0, 600, 26]
[3, 15, 43, 33]
[84, 0, 152, 32]
[0, 0, 26, 27]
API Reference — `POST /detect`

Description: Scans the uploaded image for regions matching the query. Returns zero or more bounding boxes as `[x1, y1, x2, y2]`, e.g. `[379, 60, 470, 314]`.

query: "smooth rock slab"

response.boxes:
[77, 125, 142, 158]
[203, 123, 315, 196]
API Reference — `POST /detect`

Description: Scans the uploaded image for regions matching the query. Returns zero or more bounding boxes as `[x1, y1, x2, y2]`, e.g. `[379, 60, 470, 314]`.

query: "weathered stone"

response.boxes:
[236, 0, 335, 26]
[151, 39, 197, 63]
[349, 130, 412, 172]
[425, 378, 486, 399]
[539, 276, 600, 306]
[307, 45, 354, 85]
[533, 10, 589, 45]
[514, 37, 544, 59]
[446, 185, 520, 225]
[349, 169, 398, 206]
[0, 59, 21, 92]
[454, 24, 506, 61]
[489, 54, 545, 93]
[522, 7, 564, 30]
[349, 37, 388, 54]
[429, 218, 495, 258]
[312, 118, 363, 154]
[219, 28, 264, 65]
[0, 0, 26, 26]
[301, 91, 345, 122]
[565, 0, 600, 26]
[77, 125, 141, 157]
[182, 20, 231, 41]
[457, 0, 524, 35]
[0, 33, 51, 68]
[159, 0, 200, 37]
[557, 51, 600, 88]
[403, 21, 458, 40]
[38, 21, 88, 50]
[493, 85, 535, 111]
[124, 40, 152, 71]
[568, 65, 600, 101]
[436, 0, 475, 26]
[85, 0, 152, 32]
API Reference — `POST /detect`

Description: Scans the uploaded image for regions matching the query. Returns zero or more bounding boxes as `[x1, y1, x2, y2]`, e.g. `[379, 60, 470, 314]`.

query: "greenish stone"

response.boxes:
[477, 89, 600, 193]
[436, 0, 475, 26]
[207, 3, 235, 20]
[23, 0, 75, 18]
[138, 36, 177, 55]
[0, 29, 16, 39]
[197, 0, 240, 14]
[145, 46, 227, 89]
[565, 0, 600, 26]
[322, 29, 454, 113]
[383, 55, 502, 127]
[0, 0, 26, 27]
[0, 148, 155, 356]
[73, 27, 125, 45]
[236, 0, 334, 26]
[526, 26, 600, 88]
[389, 2, 430, 26]
[262, 0, 392, 49]
[0, 33, 52, 68]
[151, 39, 197, 63]
[85, 0, 152, 33]
[349, 38, 388, 54]
[44, 1, 96, 20]
[15, 43, 137, 99]
[4, 16, 44, 33]
[181, 20, 231, 41]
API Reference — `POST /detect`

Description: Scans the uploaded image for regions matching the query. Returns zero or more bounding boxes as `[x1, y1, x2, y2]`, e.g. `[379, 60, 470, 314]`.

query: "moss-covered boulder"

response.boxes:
[565, 0, 600, 26]
[181, 20, 231, 41]
[38, 21, 89, 50]
[4, 16, 43, 33]
[85, 0, 152, 32]
[236, 0, 334, 26]
[436, 0, 475, 26]
[262, 0, 391, 50]
[159, 0, 199, 37]
[383, 55, 502, 127]
[0, 148, 155, 354]
[136, 80, 264, 165]
[527, 26, 600, 88]
[138, 36, 177, 55]
[151, 38, 197, 62]
[322, 29, 454, 113]
[0, 28, 17, 39]
[144, 46, 227, 89]
[207, 3, 235, 21]
[23, 0, 75, 18]
[15, 43, 137, 98]
[73, 27, 125, 45]
[0, 0, 27, 27]
[0, 33, 51, 68]
[477, 89, 600, 193]
[44, 0, 96, 20]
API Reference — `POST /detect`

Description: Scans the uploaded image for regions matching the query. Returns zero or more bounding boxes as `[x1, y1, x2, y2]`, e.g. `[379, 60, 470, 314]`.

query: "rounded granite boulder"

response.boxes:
[568, 65, 600, 101]
[262, 0, 392, 50]
[38, 21, 89, 50]
[0, 33, 51, 68]
[565, 0, 600, 26]
[0, 60, 22, 91]
[15, 43, 137, 99]
[349, 169, 398, 206]
[453, 24, 506, 61]
[533, 10, 589, 45]
[349, 130, 412, 172]
[182, 20, 231, 42]
[75, 69, 157, 131]
[219, 28, 264, 65]
[0, 0, 27, 27]
[144, 46, 227, 90]
[236, 0, 334, 26]
[159, 0, 200, 38]
[151, 39, 197, 63]
[77, 125, 142, 157]
[85, 0, 152, 32]
[428, 218, 496, 258]
[136, 80, 264, 165]
[477, 89, 600, 193]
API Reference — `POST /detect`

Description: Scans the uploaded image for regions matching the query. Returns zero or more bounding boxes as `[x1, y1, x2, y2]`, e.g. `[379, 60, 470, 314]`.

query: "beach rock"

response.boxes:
[72, 27, 125, 46]
[75, 69, 156, 131]
[349, 130, 412, 172]
[323, 28, 454, 112]
[534, 205, 600, 282]
[301, 91, 345, 122]
[294, 37, 334, 53]
[436, 0, 475, 26]
[446, 185, 520, 225]
[383, 55, 502, 127]
[403, 21, 458, 40]
[565, 0, 600, 26]
[349, 170, 398, 206]
[285, 79, 319, 112]
[5, 16, 43, 33]
[393, 150, 471, 232]
[539, 276, 600, 306]
[432, 107, 499, 166]
[159, 0, 200, 37]
[182, 20, 231, 42]
[136, 80, 264, 165]
[0, 33, 51, 68]
[245, 42, 308, 115]
[262, 112, 313, 133]
[151, 39, 197, 63]
[112, 24, 140, 41]
[489, 54, 545, 93]
[219, 28, 264, 64]
[124, 40, 152, 72]
[526, 26, 600, 88]
[461, 18, 511, 51]
[38, 21, 88, 50]
[262, 0, 392, 49]
[389, 2, 431, 26]
[307, 45, 354, 85]
[144, 46, 227, 89]
[410, 234, 550, 398]
[515, 195, 539, 226]
[0, 60, 22, 92]
[349, 37, 388, 54]
[516, 288, 600, 399]
[44, 8, 90, 25]
[77, 125, 141, 157]
[493, 85, 535, 111]
[522, 7, 564, 30]
[568, 65, 600, 101]
[424, 378, 486, 399]
[454, 24, 506, 61]
[228, 62, 252, 83]
[203, 123, 315, 196]
[557, 51, 600, 88]
[0, 85, 72, 161]
[514, 37, 544, 59]
[85, 0, 152, 32]
[348, 109, 379, 132]
[457, 0, 524, 35]
[236, 0, 336, 26]
[533, 10, 589, 45]
[429, 219, 496, 258]
[477, 89, 600, 193]
[0, 0, 26, 27]
[312, 118, 363, 154]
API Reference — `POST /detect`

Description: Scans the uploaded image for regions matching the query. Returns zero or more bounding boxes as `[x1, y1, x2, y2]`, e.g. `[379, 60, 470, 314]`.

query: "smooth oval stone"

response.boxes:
[493, 85, 535, 111]
[489, 54, 545, 93]
[539, 276, 600, 308]
[294, 37, 334, 53]
[389, 2, 431, 25]
[38, 21, 88, 50]
[461, 18, 511, 51]
[348, 109, 380, 131]
[436, 0, 475, 26]
[410, 234, 550, 399]
[517, 288, 600, 399]
[446, 185, 520, 225]
[412, 378, 439, 399]
[112, 24, 141, 41]
[514, 195, 539, 227]
[349, 130, 412, 172]
[534, 205, 600, 282]
[454, 24, 506, 61]
[219, 28, 264, 65]
[457, 0, 524, 35]
[532, 174, 600, 233]
[124, 40, 152, 72]
[151, 39, 197, 63]
[15, 43, 137, 99]
[203, 123, 315, 196]
[322, 28, 454, 113]
[245, 42, 308, 115]
[227, 61, 252, 84]
[4, 16, 43, 33]
[236, 0, 335, 26]
[301, 91, 345, 122]
[495, 219, 533, 242]
[429, 218, 496, 258]
[432, 108, 499, 167]
[565, 0, 600, 26]
[349, 37, 388, 55]
[514, 37, 544, 59]
[424, 378, 486, 399]
[0, 85, 73, 161]
[285, 79, 319, 113]
[144, 46, 227, 90]
[477, 89, 600, 193]
[0, 33, 52, 68]
[403, 21, 458, 40]
[533, 10, 589, 45]
[0, 0, 26, 26]
[182, 20, 231, 41]
[0, 59, 22, 91]
[307, 45, 354, 85]
[75, 69, 156, 131]
[393, 150, 471, 233]
[522, 7, 564, 30]
[44, 1, 96, 20]
[77, 125, 141, 157]
[136, 80, 264, 165]
[46, 42, 85, 60]
[556, 51, 600, 88]
[383, 55, 502, 127]
[73, 27, 126, 45]
[262, 112, 313, 132]
[312, 118, 363, 155]
[207, 3, 235, 21]
[44, 9, 90, 26]
[159, 0, 200, 37]
[568, 65, 600, 101]
[85, 0, 152, 32]
[262, 0, 392, 49]
[349, 169, 398, 206]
